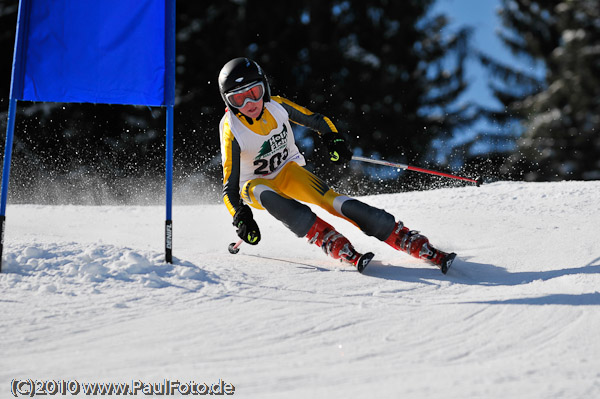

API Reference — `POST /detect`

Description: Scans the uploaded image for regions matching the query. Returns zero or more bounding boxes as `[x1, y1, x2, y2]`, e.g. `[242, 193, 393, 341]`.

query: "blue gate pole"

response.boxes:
[0, 98, 18, 272]
[165, 105, 174, 263]
[1, 0, 28, 272]
[164, 0, 176, 263]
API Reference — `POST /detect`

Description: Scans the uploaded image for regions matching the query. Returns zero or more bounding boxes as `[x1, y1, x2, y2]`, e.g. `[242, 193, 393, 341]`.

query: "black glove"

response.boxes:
[323, 132, 353, 164]
[232, 204, 261, 245]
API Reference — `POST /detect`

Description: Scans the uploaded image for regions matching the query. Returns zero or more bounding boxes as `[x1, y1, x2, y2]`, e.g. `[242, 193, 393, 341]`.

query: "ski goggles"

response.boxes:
[225, 81, 265, 108]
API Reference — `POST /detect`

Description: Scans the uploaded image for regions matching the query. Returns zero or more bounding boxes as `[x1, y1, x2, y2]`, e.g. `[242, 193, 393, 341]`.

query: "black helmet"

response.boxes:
[218, 57, 271, 112]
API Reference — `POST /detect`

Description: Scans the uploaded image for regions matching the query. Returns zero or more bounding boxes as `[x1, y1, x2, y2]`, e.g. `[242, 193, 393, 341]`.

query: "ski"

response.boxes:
[228, 239, 449, 275]
[355, 252, 375, 273]
[439, 252, 456, 274]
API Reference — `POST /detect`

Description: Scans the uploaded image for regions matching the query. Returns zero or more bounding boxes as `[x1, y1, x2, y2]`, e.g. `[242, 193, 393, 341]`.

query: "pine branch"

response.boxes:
[478, 52, 543, 88]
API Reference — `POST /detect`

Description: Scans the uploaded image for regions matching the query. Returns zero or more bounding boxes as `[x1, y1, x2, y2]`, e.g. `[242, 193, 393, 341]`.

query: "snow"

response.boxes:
[2, 180, 600, 398]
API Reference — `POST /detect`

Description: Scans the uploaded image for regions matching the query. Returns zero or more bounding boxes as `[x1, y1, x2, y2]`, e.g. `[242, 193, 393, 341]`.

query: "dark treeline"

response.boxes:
[0, 1, 598, 204]
[479, 0, 600, 181]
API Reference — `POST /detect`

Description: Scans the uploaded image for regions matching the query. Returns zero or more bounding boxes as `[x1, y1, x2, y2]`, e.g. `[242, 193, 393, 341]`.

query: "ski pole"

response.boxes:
[228, 239, 243, 254]
[351, 155, 483, 186]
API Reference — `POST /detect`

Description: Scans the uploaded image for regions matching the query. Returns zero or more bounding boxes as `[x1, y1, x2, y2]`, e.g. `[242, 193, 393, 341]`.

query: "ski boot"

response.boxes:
[384, 222, 456, 274]
[306, 217, 374, 273]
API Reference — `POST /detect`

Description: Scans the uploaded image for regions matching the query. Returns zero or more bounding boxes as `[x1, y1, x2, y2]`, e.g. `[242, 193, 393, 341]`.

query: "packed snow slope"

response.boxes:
[2, 180, 600, 398]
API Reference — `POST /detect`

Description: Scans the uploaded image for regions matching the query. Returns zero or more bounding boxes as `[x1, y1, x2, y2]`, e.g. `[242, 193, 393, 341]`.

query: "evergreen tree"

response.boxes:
[482, 0, 600, 181]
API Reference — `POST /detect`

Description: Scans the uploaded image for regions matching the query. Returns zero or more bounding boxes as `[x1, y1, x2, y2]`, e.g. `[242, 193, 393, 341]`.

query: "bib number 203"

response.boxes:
[253, 148, 289, 175]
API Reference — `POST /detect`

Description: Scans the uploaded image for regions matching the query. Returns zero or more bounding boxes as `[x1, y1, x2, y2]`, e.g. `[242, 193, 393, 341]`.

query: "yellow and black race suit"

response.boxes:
[220, 96, 338, 216]
[219, 96, 395, 240]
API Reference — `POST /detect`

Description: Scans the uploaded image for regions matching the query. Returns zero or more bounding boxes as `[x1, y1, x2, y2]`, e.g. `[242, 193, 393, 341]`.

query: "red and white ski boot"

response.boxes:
[384, 222, 456, 274]
[306, 217, 374, 273]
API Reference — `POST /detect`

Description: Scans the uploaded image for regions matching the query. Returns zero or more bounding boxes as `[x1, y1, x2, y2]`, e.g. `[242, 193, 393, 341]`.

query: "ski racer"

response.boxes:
[218, 57, 456, 273]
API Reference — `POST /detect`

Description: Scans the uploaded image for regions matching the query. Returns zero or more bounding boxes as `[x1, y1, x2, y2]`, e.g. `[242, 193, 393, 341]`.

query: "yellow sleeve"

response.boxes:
[220, 115, 242, 217]
[271, 96, 338, 136]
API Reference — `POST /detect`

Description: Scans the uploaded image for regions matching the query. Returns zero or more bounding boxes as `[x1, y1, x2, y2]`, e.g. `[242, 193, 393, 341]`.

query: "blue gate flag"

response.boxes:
[14, 0, 169, 106]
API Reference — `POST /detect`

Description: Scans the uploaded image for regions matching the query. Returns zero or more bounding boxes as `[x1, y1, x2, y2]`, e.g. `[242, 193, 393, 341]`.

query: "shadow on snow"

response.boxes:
[362, 256, 600, 306]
